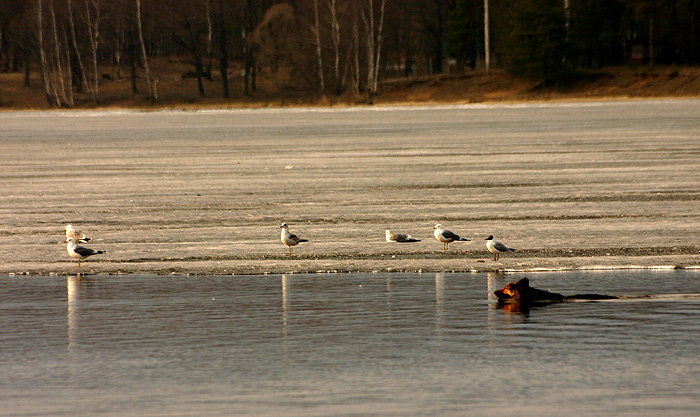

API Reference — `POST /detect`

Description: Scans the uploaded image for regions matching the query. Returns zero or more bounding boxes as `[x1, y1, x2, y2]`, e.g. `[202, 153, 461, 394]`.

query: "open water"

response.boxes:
[1, 270, 699, 417]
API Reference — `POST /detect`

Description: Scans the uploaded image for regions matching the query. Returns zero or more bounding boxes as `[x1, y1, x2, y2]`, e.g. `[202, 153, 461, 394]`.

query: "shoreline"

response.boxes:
[4, 254, 699, 276]
[2, 95, 699, 114]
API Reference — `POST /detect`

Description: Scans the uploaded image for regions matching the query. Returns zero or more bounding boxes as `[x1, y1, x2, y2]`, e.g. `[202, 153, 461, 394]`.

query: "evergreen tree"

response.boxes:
[503, 0, 569, 84]
[445, 0, 483, 69]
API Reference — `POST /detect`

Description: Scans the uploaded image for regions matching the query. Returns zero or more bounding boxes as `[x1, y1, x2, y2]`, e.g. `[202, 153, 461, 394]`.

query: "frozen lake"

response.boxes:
[2, 270, 699, 416]
[0, 100, 699, 274]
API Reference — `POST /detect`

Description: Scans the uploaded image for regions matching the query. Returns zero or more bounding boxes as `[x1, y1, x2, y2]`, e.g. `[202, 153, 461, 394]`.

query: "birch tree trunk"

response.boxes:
[362, 0, 386, 97]
[113, 21, 123, 80]
[362, 1, 375, 96]
[204, 0, 213, 78]
[36, 0, 55, 105]
[67, 0, 91, 96]
[85, 0, 101, 103]
[135, 0, 156, 103]
[328, 0, 340, 90]
[48, 0, 68, 106]
[312, 0, 325, 94]
[62, 27, 75, 106]
[352, 5, 360, 97]
[372, 0, 386, 95]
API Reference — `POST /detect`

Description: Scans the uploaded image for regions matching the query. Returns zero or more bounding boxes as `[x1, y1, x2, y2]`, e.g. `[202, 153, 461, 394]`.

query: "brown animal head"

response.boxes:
[494, 277, 531, 302]
[494, 277, 565, 304]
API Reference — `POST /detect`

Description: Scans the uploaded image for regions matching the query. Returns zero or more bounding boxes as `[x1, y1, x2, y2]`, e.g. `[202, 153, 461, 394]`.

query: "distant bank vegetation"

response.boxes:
[0, 0, 697, 108]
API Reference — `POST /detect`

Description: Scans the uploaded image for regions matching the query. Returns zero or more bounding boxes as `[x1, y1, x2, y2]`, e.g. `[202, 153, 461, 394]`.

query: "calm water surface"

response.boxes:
[2, 271, 699, 417]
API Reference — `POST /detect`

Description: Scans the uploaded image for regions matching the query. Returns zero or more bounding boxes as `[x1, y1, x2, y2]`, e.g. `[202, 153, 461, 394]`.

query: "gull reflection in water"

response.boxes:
[487, 271, 503, 302]
[281, 274, 290, 357]
[67, 275, 81, 350]
[282, 275, 289, 335]
[487, 271, 503, 330]
[435, 272, 444, 333]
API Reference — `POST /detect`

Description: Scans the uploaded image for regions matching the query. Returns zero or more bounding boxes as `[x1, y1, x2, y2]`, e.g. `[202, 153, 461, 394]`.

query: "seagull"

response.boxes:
[485, 235, 516, 261]
[385, 229, 420, 243]
[65, 237, 105, 267]
[280, 223, 308, 255]
[64, 224, 91, 243]
[433, 224, 470, 250]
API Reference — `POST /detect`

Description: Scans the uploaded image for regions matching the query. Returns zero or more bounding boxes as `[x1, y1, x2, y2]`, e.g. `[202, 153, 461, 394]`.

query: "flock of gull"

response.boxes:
[63, 223, 517, 267]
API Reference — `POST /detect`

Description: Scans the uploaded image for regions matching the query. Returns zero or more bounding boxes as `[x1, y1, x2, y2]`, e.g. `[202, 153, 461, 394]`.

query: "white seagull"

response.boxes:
[65, 237, 105, 267]
[280, 223, 308, 255]
[433, 224, 470, 250]
[385, 229, 420, 243]
[485, 235, 516, 261]
[64, 224, 91, 243]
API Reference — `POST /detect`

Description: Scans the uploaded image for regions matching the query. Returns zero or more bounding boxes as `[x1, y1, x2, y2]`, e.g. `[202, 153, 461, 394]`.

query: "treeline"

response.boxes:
[0, 0, 697, 107]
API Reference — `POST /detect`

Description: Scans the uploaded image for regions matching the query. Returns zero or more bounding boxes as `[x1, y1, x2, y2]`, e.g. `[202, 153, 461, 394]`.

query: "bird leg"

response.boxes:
[78, 259, 81, 267]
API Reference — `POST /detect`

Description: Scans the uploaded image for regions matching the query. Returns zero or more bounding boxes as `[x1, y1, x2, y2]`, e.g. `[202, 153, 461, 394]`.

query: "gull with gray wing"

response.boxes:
[485, 235, 516, 261]
[385, 229, 420, 243]
[280, 223, 308, 255]
[65, 237, 105, 267]
[433, 224, 470, 250]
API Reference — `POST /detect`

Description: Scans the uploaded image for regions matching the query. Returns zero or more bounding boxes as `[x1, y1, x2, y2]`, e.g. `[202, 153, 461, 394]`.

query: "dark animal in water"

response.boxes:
[494, 277, 618, 305]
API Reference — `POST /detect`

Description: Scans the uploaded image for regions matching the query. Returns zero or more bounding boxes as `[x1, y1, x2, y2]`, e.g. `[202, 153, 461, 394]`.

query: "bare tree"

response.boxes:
[212, 0, 230, 98]
[361, 0, 386, 97]
[36, 0, 55, 105]
[135, 0, 156, 103]
[48, 0, 69, 106]
[61, 26, 75, 106]
[328, 0, 340, 90]
[312, 0, 325, 93]
[351, 3, 360, 97]
[84, 0, 101, 103]
[67, 0, 90, 96]
[203, 0, 213, 77]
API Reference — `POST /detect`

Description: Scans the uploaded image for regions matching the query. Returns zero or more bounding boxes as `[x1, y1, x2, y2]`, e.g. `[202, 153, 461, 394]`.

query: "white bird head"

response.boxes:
[65, 224, 74, 232]
[280, 223, 289, 229]
[433, 224, 443, 230]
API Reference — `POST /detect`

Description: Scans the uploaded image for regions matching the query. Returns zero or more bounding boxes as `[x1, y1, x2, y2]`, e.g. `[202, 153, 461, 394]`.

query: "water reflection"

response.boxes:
[487, 271, 501, 302]
[67, 275, 81, 349]
[435, 273, 444, 332]
[281, 274, 289, 341]
[3, 271, 698, 417]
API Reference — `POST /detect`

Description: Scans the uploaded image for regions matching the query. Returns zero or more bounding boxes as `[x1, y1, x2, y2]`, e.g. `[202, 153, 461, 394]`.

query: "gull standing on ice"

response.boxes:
[65, 237, 105, 267]
[65, 224, 91, 243]
[433, 224, 470, 250]
[385, 229, 420, 243]
[485, 235, 516, 261]
[280, 223, 308, 255]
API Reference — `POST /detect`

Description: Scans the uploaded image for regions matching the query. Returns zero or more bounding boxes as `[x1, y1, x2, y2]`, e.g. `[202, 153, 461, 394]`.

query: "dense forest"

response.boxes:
[0, 0, 697, 107]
